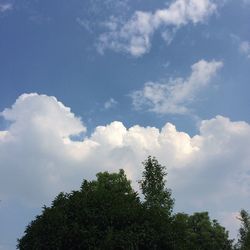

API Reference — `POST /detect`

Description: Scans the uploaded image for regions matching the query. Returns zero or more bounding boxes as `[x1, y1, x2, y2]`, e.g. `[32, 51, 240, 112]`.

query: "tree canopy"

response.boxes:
[235, 209, 250, 250]
[18, 157, 238, 250]
[172, 212, 233, 250]
[18, 170, 144, 249]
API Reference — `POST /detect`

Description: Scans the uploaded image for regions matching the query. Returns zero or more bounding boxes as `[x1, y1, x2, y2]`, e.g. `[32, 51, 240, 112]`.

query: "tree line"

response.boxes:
[17, 156, 250, 249]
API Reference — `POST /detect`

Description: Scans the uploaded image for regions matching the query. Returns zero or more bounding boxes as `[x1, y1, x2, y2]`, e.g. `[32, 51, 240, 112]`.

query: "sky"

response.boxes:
[0, 0, 250, 249]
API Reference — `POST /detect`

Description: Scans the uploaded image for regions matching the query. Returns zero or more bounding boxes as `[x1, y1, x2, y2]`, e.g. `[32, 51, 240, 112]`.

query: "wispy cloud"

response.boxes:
[242, 0, 250, 4]
[239, 41, 250, 58]
[76, 17, 94, 33]
[104, 98, 118, 109]
[130, 59, 223, 115]
[0, 2, 13, 13]
[230, 34, 250, 58]
[98, 0, 217, 57]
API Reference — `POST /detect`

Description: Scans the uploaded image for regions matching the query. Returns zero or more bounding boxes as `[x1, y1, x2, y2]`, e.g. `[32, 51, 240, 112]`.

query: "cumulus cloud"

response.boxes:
[0, 2, 12, 12]
[131, 59, 223, 114]
[0, 93, 86, 203]
[98, 0, 217, 56]
[239, 41, 250, 58]
[1, 93, 250, 237]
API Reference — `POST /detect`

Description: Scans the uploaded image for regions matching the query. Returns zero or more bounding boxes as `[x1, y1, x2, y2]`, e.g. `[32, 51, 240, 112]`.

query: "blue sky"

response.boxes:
[0, 0, 250, 249]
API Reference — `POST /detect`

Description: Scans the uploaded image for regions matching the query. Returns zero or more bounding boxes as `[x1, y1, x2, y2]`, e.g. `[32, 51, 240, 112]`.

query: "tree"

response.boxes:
[235, 209, 250, 250]
[17, 169, 144, 250]
[172, 212, 233, 250]
[187, 212, 233, 250]
[139, 156, 174, 215]
[17, 157, 235, 250]
[139, 156, 175, 249]
[172, 212, 190, 249]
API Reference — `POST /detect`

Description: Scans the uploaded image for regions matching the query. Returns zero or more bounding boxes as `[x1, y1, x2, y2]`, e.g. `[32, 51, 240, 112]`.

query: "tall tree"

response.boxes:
[236, 209, 250, 250]
[139, 156, 175, 249]
[139, 156, 174, 215]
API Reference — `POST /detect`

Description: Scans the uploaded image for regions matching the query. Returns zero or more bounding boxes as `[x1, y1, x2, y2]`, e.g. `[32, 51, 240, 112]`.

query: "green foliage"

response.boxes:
[235, 209, 250, 250]
[172, 212, 233, 250]
[186, 212, 233, 250]
[17, 157, 235, 250]
[138, 156, 175, 249]
[140, 156, 174, 215]
[17, 169, 143, 250]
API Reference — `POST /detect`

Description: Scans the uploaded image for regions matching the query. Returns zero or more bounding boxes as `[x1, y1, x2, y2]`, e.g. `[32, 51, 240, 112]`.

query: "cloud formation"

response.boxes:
[98, 0, 217, 56]
[0, 93, 86, 203]
[1, 93, 250, 237]
[240, 41, 250, 58]
[131, 59, 223, 114]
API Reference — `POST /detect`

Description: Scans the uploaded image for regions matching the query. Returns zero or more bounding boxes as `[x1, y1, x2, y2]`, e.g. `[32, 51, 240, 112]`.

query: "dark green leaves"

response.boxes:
[236, 209, 250, 250]
[140, 156, 174, 215]
[17, 157, 235, 250]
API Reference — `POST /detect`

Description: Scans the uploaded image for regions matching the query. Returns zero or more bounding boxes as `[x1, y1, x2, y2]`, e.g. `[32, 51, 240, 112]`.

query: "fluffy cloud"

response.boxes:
[1, 93, 250, 237]
[98, 0, 217, 56]
[0, 93, 86, 203]
[240, 41, 250, 58]
[131, 59, 223, 114]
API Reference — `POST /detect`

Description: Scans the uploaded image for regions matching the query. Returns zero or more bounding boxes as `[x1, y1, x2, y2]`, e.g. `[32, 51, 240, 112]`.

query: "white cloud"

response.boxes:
[98, 0, 217, 56]
[0, 3, 12, 12]
[104, 98, 118, 109]
[131, 59, 223, 114]
[240, 41, 250, 58]
[1, 93, 250, 238]
[0, 93, 86, 203]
